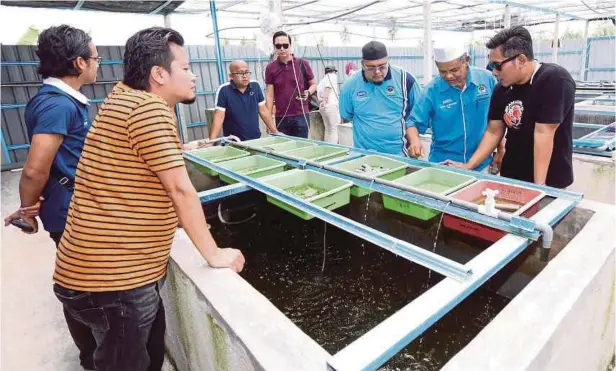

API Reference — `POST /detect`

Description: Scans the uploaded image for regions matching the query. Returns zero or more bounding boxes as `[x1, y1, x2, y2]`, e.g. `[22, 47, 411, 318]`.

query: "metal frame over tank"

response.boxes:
[185, 135, 582, 370]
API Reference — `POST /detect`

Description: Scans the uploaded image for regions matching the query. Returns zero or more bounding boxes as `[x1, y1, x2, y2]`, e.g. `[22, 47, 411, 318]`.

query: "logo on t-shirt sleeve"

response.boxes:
[503, 100, 524, 129]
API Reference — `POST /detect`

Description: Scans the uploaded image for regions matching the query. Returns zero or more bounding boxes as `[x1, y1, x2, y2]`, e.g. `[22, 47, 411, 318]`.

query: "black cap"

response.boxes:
[325, 65, 337, 74]
[361, 41, 388, 61]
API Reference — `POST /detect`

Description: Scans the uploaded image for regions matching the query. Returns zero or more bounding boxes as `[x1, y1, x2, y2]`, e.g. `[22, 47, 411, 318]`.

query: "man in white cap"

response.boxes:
[406, 44, 504, 172]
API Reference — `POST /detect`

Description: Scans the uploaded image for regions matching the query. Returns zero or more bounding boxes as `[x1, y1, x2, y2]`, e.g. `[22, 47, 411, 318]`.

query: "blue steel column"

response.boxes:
[210, 0, 226, 85]
[583, 37, 592, 81]
[1, 130, 12, 164]
[174, 104, 185, 143]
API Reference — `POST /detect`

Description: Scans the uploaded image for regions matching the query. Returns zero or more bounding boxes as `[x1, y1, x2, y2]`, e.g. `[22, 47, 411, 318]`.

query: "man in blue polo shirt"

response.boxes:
[210, 60, 279, 140]
[406, 45, 504, 172]
[3, 25, 100, 370]
[4, 25, 99, 244]
[339, 41, 422, 156]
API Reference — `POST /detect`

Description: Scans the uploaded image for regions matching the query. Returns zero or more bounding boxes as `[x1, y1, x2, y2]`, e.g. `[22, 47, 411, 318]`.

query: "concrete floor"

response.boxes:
[1, 171, 173, 370]
[1, 170, 84, 370]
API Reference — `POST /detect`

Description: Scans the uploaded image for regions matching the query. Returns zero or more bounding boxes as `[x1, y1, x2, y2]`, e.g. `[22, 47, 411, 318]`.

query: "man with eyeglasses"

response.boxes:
[210, 60, 279, 141]
[4, 25, 99, 240]
[407, 45, 502, 173]
[265, 31, 317, 138]
[339, 40, 422, 155]
[3, 25, 101, 370]
[48, 27, 244, 371]
[445, 26, 575, 189]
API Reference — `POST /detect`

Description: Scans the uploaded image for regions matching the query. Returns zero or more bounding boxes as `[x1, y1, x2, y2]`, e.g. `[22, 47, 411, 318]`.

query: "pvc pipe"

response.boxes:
[210, 0, 226, 85]
[422, 0, 433, 85]
[503, 5, 511, 28]
[580, 20, 590, 80]
[552, 14, 560, 64]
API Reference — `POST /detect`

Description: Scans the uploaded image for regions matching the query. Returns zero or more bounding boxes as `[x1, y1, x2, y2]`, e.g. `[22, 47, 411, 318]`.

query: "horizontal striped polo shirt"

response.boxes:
[54, 82, 185, 292]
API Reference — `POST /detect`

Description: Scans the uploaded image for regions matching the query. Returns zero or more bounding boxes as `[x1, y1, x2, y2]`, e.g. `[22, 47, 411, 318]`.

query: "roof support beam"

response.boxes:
[283, 0, 319, 11]
[552, 13, 560, 63]
[580, 19, 591, 80]
[504, 4, 511, 27]
[488, 0, 585, 20]
[423, 0, 433, 85]
[150, 0, 173, 15]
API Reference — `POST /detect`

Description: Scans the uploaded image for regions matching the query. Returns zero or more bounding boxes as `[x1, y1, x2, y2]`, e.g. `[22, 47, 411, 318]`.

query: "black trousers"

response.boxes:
[49, 231, 165, 371]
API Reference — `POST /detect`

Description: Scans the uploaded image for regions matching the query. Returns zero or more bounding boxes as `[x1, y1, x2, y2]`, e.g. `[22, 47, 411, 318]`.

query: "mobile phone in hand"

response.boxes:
[11, 218, 34, 232]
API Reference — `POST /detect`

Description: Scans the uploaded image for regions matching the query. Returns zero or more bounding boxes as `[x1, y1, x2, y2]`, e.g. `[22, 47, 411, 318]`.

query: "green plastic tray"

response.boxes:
[263, 169, 353, 220]
[285, 145, 350, 163]
[217, 155, 286, 184]
[332, 155, 407, 197]
[264, 140, 317, 153]
[190, 146, 250, 176]
[383, 167, 476, 220]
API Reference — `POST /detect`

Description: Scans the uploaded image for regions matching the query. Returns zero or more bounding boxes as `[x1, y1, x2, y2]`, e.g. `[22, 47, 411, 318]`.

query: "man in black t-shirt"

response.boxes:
[444, 26, 575, 188]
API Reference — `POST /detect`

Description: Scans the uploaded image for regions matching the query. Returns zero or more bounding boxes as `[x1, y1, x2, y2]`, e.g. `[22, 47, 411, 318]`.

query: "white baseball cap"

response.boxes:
[434, 44, 468, 63]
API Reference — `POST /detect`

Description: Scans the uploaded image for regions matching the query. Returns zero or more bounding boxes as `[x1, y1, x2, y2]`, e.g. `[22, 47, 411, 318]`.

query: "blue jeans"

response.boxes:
[276, 114, 309, 138]
[53, 279, 166, 371]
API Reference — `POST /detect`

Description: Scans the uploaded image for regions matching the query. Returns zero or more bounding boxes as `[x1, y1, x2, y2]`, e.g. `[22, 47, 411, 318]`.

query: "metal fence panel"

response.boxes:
[472, 37, 614, 83]
[587, 36, 616, 82]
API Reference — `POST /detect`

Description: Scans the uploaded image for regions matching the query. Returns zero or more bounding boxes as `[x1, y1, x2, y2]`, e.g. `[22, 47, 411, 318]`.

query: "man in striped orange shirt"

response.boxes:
[53, 27, 245, 371]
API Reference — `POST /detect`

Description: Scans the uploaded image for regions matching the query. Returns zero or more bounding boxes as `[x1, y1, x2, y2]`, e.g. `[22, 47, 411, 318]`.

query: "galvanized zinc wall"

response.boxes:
[471, 40, 592, 81]
[584, 36, 616, 81]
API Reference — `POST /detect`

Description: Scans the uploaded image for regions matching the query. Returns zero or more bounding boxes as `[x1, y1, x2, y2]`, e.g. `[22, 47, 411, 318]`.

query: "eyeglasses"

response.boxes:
[89, 56, 103, 64]
[231, 71, 251, 77]
[363, 62, 389, 73]
[274, 43, 290, 50]
[486, 54, 520, 72]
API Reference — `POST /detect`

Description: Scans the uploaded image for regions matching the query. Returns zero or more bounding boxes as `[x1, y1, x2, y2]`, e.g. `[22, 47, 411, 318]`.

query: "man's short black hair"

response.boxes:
[123, 27, 185, 91]
[486, 26, 534, 60]
[272, 31, 292, 45]
[36, 25, 92, 79]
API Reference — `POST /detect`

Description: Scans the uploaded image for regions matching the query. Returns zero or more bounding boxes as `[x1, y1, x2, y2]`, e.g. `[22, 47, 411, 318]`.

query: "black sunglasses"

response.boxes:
[486, 54, 520, 72]
[274, 43, 290, 50]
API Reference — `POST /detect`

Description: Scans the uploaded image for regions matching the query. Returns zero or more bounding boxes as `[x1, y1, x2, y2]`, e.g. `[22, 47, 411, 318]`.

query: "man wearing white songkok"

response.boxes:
[406, 44, 504, 172]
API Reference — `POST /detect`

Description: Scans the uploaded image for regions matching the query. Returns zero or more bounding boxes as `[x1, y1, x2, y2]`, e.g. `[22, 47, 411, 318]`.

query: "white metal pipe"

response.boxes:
[423, 0, 433, 84]
[580, 20, 590, 80]
[503, 4, 511, 28]
[275, 0, 283, 23]
[552, 14, 560, 64]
